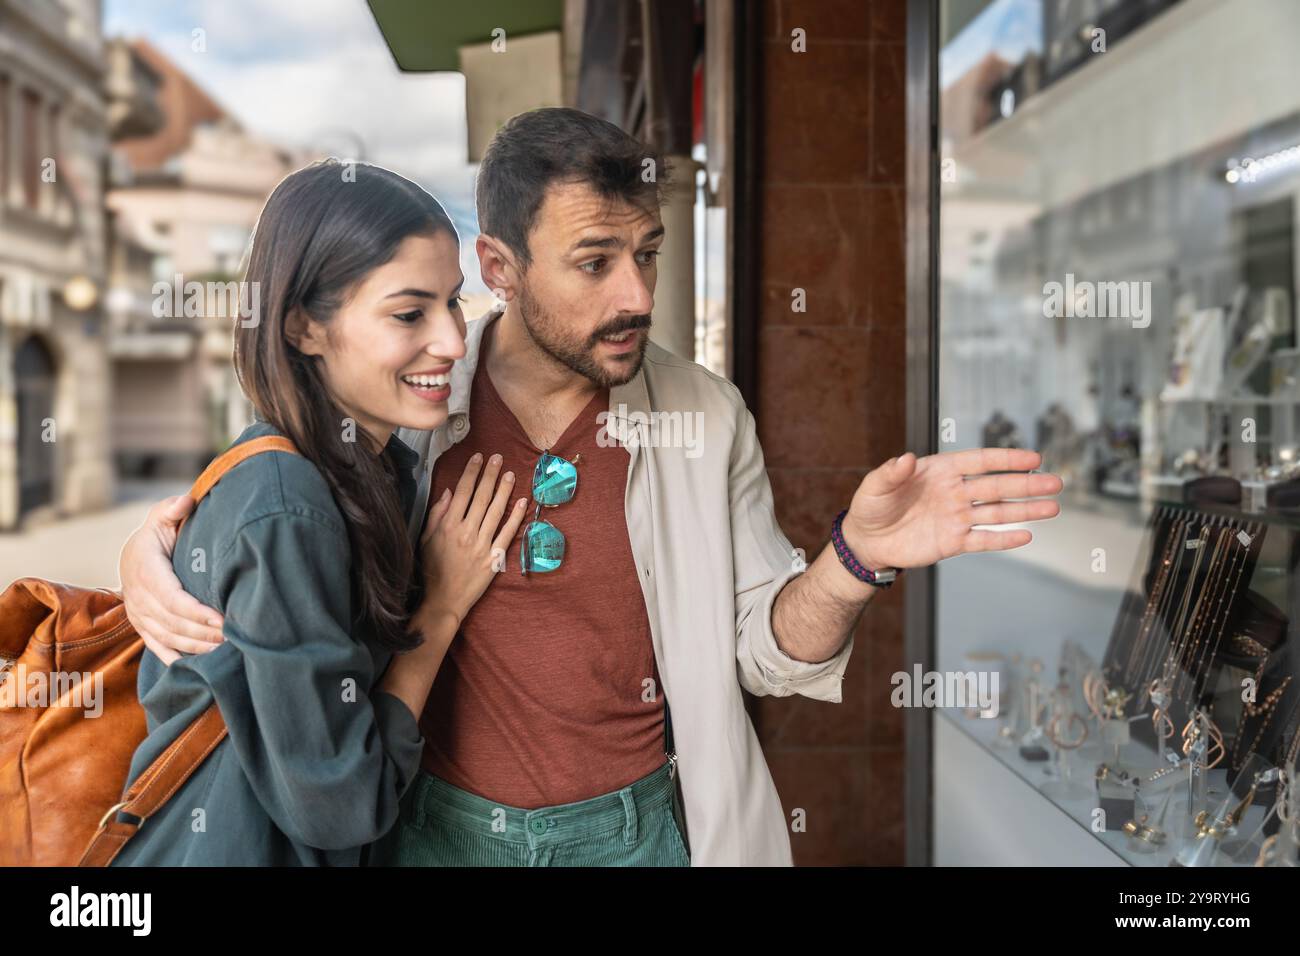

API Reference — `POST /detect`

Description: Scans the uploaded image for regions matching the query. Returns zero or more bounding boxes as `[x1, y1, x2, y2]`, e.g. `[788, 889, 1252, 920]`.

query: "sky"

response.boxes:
[104, 0, 488, 292]
[940, 0, 1041, 90]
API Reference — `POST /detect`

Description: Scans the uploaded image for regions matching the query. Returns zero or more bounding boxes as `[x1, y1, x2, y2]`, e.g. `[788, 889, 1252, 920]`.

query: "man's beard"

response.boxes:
[516, 282, 652, 388]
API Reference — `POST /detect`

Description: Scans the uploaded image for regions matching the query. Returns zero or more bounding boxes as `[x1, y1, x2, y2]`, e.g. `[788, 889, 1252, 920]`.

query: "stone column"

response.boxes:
[0, 326, 18, 529]
[648, 154, 698, 361]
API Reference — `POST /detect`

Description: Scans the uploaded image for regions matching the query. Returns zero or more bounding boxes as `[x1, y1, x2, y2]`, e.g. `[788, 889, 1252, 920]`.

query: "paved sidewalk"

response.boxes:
[0, 483, 187, 590]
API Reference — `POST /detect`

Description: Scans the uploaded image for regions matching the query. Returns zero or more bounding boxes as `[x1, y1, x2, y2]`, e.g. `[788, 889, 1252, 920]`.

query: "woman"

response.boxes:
[110, 159, 524, 865]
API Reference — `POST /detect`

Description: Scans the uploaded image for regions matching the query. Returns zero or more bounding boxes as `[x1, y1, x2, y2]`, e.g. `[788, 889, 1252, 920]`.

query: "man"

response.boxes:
[119, 107, 1062, 866]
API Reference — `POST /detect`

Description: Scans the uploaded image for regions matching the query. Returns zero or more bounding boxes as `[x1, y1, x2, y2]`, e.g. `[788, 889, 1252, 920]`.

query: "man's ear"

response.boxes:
[476, 234, 522, 305]
[286, 306, 326, 356]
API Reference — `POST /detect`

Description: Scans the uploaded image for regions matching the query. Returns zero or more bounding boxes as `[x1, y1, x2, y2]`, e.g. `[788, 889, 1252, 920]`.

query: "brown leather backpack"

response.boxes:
[0, 435, 298, 866]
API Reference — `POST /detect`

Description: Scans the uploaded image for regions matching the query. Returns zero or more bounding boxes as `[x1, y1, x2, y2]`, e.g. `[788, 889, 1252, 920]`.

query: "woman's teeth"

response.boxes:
[402, 373, 450, 387]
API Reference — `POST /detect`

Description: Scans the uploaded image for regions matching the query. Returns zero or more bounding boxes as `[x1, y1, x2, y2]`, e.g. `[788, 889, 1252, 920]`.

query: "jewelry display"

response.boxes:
[1041, 680, 1090, 800]
[1180, 712, 1226, 770]
[1184, 524, 1252, 705]
[1096, 761, 1141, 824]
[1162, 306, 1225, 401]
[1174, 756, 1278, 867]
[1018, 659, 1050, 762]
[1179, 708, 1222, 838]
[1123, 815, 1168, 847]
[1231, 675, 1294, 771]
[1148, 678, 1177, 767]
[936, 0, 1300, 870]
[1137, 522, 1212, 718]
[1156, 524, 1226, 714]
[1085, 674, 1134, 766]
[995, 652, 1024, 747]
[1123, 514, 1189, 688]
[1256, 763, 1300, 866]
[959, 493, 1295, 867]
[962, 651, 1007, 720]
[1144, 754, 1186, 794]
[1105, 508, 1274, 791]
[1125, 777, 1180, 856]
[1046, 711, 1088, 749]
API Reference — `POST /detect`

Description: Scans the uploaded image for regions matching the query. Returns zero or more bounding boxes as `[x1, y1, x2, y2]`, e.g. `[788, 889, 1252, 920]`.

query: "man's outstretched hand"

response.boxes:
[841, 448, 1063, 572]
[118, 495, 225, 665]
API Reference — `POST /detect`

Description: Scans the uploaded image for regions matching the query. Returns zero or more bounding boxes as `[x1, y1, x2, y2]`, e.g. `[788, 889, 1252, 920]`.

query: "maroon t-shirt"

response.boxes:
[418, 325, 667, 808]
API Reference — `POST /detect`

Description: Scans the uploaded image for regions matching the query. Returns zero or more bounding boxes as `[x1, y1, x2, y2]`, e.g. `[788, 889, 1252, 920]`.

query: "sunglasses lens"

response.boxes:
[521, 519, 565, 573]
[533, 453, 578, 506]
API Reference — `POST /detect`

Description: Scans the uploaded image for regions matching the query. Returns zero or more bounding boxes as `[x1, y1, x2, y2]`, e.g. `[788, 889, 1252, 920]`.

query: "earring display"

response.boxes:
[946, 500, 1300, 866]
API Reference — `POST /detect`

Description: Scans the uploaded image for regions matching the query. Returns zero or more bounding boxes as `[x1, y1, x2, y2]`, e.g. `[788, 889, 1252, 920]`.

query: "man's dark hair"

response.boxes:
[475, 107, 670, 269]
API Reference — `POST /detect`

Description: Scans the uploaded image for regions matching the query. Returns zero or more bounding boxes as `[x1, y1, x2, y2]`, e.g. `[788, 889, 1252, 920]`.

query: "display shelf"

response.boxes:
[945, 710, 1271, 867]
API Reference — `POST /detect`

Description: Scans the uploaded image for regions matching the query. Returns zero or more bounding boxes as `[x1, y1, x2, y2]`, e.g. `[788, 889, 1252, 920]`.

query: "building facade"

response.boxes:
[0, 0, 113, 529]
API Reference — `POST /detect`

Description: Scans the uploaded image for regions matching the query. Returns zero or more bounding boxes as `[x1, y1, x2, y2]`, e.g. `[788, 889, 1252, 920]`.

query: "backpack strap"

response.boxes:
[79, 435, 299, 866]
[185, 435, 299, 515]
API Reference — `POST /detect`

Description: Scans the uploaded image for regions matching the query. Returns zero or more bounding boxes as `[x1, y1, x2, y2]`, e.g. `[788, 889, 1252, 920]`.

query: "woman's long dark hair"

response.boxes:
[235, 159, 456, 651]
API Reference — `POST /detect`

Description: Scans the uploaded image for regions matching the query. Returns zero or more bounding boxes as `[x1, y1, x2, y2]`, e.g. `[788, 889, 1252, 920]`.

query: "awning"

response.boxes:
[365, 0, 564, 72]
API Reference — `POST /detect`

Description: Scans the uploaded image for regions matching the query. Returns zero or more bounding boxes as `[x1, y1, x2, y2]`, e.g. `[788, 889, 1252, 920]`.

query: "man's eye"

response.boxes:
[579, 259, 607, 275]
[637, 250, 661, 266]
[394, 309, 423, 323]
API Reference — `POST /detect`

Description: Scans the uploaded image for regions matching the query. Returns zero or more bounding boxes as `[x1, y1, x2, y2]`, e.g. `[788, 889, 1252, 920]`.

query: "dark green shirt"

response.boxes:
[110, 421, 424, 866]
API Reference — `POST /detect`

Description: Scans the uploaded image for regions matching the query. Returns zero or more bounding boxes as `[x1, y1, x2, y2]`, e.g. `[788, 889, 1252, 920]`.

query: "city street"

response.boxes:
[0, 483, 186, 591]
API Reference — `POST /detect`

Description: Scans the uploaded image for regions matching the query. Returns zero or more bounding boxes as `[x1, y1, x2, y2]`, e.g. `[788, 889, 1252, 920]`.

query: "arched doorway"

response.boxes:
[15, 335, 56, 515]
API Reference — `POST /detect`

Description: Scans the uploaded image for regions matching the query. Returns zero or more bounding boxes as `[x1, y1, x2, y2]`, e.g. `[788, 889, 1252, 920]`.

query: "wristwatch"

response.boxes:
[830, 509, 900, 587]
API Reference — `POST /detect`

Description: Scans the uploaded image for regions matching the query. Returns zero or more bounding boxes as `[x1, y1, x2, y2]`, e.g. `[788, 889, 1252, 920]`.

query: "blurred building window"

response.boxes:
[209, 225, 249, 275]
[22, 88, 41, 211]
[151, 254, 173, 286]
[0, 74, 7, 201]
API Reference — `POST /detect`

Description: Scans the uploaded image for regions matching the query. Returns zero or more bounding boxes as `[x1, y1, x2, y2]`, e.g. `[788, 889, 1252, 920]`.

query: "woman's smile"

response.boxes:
[401, 366, 453, 403]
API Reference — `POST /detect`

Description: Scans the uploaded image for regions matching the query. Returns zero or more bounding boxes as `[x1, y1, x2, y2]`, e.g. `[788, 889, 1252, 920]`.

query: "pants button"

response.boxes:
[528, 817, 548, 835]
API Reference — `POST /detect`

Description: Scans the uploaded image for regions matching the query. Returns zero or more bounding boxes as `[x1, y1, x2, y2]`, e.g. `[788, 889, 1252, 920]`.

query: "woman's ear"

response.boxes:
[286, 306, 326, 356]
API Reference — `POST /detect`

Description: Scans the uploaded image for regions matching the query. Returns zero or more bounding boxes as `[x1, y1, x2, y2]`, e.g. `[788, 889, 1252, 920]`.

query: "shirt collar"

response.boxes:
[454, 305, 652, 431]
[384, 430, 420, 473]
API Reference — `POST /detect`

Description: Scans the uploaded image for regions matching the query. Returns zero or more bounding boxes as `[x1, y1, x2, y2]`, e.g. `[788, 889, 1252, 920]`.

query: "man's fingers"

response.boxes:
[139, 630, 181, 667]
[888, 452, 916, 485]
[150, 494, 195, 529]
[859, 453, 917, 496]
[163, 578, 223, 629]
[162, 494, 196, 522]
[946, 447, 1044, 476]
[964, 470, 1063, 503]
[969, 499, 1060, 526]
[962, 528, 1033, 553]
[157, 586, 224, 644]
[147, 620, 223, 655]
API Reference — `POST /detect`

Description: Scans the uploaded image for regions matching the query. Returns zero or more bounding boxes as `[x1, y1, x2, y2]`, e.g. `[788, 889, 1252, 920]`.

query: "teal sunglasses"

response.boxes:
[520, 449, 581, 574]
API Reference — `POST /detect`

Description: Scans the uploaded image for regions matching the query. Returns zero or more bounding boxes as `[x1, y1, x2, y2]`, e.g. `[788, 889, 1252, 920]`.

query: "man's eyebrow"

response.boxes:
[383, 279, 464, 300]
[570, 235, 623, 252]
[569, 226, 665, 253]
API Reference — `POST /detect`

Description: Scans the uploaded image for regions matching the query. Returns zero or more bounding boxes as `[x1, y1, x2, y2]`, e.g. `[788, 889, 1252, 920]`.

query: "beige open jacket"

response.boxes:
[397, 310, 853, 866]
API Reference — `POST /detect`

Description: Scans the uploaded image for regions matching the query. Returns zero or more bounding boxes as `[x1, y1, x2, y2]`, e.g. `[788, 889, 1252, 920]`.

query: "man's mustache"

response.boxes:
[589, 315, 652, 346]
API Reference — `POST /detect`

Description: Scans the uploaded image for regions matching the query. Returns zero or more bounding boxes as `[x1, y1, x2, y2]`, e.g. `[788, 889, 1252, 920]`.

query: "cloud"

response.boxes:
[105, 0, 487, 289]
[105, 0, 475, 190]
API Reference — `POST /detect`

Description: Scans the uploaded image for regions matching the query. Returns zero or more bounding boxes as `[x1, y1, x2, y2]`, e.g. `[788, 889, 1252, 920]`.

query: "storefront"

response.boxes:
[909, 0, 1300, 866]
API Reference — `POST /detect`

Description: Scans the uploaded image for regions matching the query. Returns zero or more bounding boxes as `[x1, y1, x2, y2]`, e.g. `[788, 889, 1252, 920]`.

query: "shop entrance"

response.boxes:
[15, 334, 56, 515]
